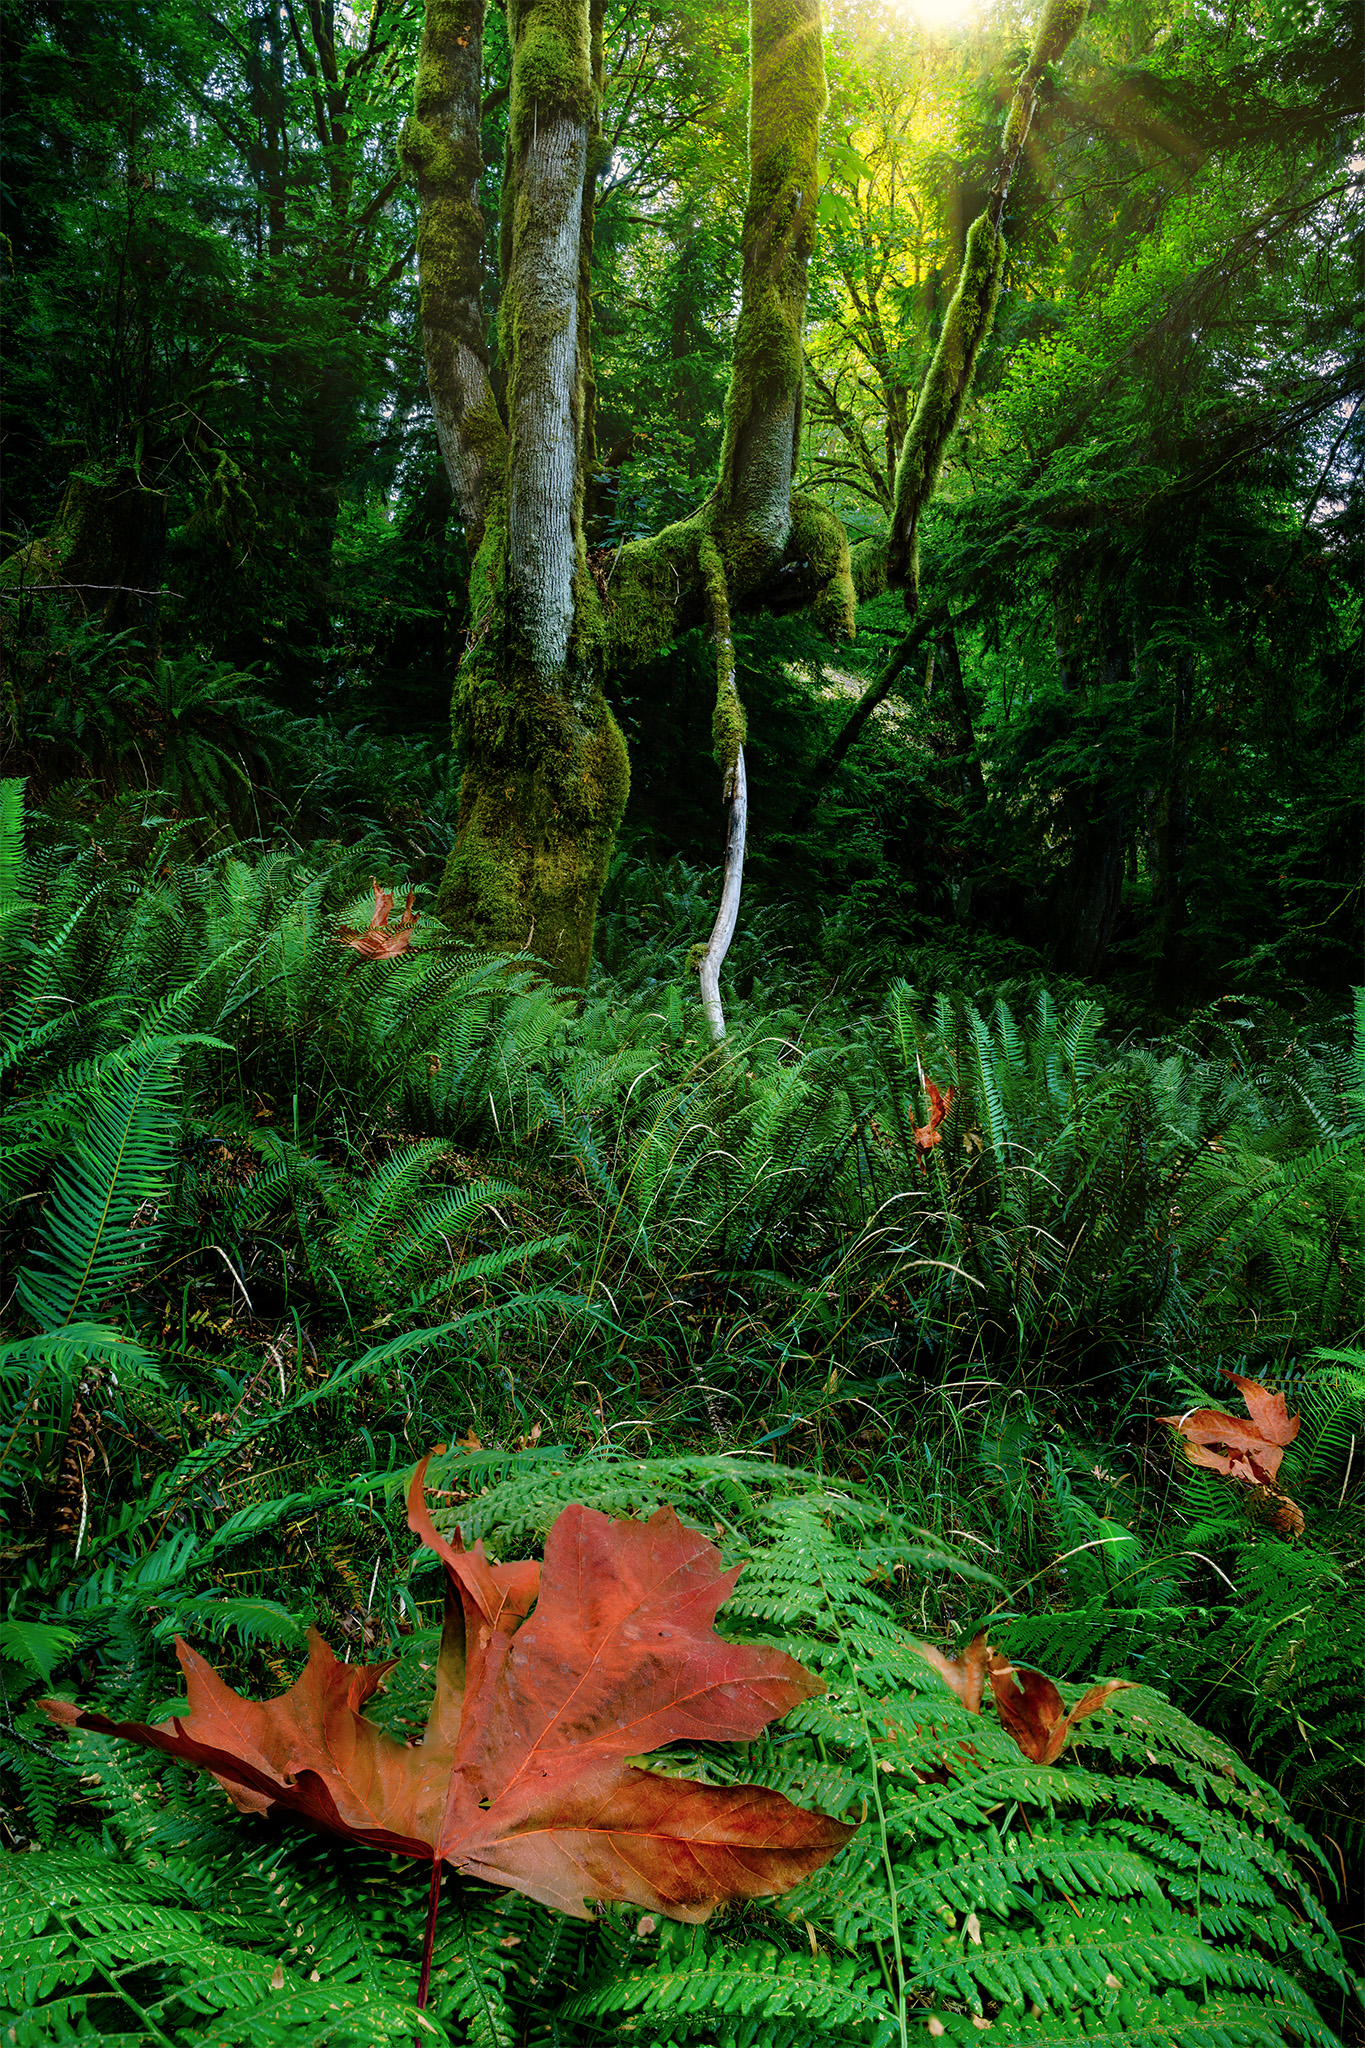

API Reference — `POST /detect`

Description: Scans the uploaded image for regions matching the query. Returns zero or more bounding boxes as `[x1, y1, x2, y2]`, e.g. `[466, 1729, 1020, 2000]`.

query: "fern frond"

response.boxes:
[15, 1041, 186, 1329]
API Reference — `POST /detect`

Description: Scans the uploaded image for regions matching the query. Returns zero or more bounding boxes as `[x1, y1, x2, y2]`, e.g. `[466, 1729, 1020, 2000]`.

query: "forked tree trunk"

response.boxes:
[404, 0, 1090, 991]
[405, 0, 835, 992]
[404, 0, 627, 984]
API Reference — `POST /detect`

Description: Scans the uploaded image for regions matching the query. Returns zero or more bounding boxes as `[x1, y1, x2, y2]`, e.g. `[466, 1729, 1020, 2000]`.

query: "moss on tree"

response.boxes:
[887, 210, 1004, 598]
[717, 0, 827, 554]
[440, 648, 629, 983]
[399, 0, 506, 556]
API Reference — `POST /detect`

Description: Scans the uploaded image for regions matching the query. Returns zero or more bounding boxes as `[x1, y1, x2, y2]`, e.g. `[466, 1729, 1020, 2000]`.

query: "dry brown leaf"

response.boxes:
[911, 1078, 957, 1169]
[912, 1629, 989, 1714]
[984, 1651, 1133, 1765]
[336, 879, 418, 961]
[43, 1453, 853, 1948]
[1159, 1371, 1302, 1522]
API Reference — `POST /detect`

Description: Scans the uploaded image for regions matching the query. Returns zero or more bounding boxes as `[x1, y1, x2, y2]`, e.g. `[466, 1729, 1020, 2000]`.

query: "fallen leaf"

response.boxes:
[1223, 1370, 1300, 1449]
[336, 879, 418, 961]
[912, 1629, 989, 1713]
[42, 1456, 853, 1934]
[984, 1652, 1134, 1765]
[911, 1078, 956, 1169]
[1159, 1372, 1302, 1522]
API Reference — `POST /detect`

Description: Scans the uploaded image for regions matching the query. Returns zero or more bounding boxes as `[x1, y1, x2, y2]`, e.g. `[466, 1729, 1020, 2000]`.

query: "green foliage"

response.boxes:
[2, 0, 1362, 2025]
[7, 1454, 1356, 2047]
[1, 1844, 452, 2044]
[994, 1353, 1365, 1880]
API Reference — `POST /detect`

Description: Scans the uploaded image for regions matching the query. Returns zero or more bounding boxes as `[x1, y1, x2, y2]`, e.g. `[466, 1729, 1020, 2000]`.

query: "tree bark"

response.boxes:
[406, 0, 1091, 978]
[419, 0, 629, 985]
[885, 0, 1088, 602]
[400, 0, 506, 566]
[716, 0, 826, 562]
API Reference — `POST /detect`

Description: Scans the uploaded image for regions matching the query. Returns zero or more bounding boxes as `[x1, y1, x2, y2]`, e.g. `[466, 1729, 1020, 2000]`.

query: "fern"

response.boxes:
[1, 1845, 452, 2044]
[567, 1920, 897, 2044]
[14, 1040, 187, 1330]
[447, 1455, 1354, 2048]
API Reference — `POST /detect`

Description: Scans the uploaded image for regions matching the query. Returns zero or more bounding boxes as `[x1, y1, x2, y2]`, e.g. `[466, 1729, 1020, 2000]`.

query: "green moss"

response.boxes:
[438, 667, 629, 984]
[849, 533, 889, 603]
[699, 536, 746, 786]
[888, 209, 1004, 596]
[404, 0, 507, 569]
[1028, 0, 1089, 72]
[507, 0, 594, 155]
[1001, 92, 1032, 158]
[785, 493, 855, 640]
[603, 515, 710, 671]
[716, 0, 826, 535]
[0, 537, 57, 590]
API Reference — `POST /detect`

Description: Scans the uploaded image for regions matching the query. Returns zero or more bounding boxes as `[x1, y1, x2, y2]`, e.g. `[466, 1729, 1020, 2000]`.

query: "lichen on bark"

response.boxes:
[399, 0, 506, 560]
[717, 0, 827, 567]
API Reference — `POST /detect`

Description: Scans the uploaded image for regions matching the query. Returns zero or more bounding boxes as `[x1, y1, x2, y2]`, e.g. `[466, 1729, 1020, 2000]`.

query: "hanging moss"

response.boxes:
[699, 536, 747, 790]
[887, 209, 1004, 597]
[600, 516, 708, 671]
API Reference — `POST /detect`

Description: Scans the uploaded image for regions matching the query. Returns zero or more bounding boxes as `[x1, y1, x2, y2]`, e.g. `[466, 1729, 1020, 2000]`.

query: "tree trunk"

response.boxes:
[1048, 593, 1130, 977]
[2, 463, 168, 646]
[410, 0, 628, 983]
[404, 0, 1092, 978]
[1155, 647, 1194, 990]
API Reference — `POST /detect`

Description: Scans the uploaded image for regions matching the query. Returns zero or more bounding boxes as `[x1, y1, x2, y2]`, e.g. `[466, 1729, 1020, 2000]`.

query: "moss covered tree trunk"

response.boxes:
[405, 0, 838, 990]
[405, 0, 627, 984]
[403, 0, 1089, 990]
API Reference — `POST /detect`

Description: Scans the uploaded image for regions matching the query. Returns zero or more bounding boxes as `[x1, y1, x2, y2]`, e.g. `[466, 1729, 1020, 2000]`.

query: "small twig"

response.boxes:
[0, 581, 181, 597]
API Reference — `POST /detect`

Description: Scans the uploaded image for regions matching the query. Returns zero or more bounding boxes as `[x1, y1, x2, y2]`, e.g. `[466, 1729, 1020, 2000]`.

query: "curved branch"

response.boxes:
[698, 750, 748, 1043]
[886, 0, 1091, 600]
[696, 538, 747, 1041]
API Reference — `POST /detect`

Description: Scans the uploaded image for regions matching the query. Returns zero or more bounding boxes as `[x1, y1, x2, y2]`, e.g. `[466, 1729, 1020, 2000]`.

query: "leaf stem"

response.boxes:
[416, 1857, 443, 2009]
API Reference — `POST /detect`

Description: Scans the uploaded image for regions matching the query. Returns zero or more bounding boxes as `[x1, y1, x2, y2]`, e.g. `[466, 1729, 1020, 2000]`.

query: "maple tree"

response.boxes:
[41, 1455, 853, 2006]
[913, 1629, 1133, 1765]
[1159, 1371, 1305, 1535]
[336, 879, 419, 961]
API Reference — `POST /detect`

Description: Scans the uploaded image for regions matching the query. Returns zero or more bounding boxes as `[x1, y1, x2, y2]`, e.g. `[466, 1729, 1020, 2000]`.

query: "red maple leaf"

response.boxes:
[982, 1652, 1133, 1766]
[42, 1457, 853, 2004]
[912, 1631, 1132, 1766]
[911, 1077, 956, 1167]
[336, 878, 418, 960]
[1158, 1370, 1304, 1533]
